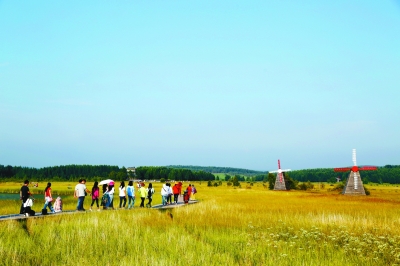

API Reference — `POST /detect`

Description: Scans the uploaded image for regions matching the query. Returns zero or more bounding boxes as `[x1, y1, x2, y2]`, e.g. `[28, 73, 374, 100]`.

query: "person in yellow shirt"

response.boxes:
[139, 184, 148, 208]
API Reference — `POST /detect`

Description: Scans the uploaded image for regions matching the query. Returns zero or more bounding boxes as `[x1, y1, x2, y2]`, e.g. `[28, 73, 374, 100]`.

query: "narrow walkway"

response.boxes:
[0, 197, 199, 222]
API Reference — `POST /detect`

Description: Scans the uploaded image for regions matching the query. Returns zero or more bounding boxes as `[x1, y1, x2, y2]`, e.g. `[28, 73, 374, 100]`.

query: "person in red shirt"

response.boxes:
[187, 184, 192, 200]
[172, 183, 179, 204]
[43, 182, 55, 213]
[178, 182, 182, 195]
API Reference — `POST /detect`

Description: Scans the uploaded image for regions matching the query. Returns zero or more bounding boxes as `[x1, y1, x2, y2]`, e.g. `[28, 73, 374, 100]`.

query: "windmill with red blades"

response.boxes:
[334, 149, 377, 195]
[269, 159, 291, 190]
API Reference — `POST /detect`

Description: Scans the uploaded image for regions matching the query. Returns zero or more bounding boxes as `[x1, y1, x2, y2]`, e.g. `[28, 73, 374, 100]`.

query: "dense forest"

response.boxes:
[289, 165, 400, 184]
[0, 165, 121, 181]
[1, 164, 400, 183]
[135, 166, 215, 181]
[0, 164, 215, 182]
[166, 165, 267, 176]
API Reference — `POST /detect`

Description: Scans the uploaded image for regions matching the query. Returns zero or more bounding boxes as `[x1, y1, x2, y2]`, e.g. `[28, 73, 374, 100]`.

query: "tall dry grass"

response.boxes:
[0, 182, 400, 265]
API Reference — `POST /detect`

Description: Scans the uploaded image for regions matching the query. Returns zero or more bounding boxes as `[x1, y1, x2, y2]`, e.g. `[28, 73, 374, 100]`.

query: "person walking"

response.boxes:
[177, 181, 183, 202]
[187, 184, 192, 201]
[191, 185, 197, 200]
[106, 182, 115, 209]
[20, 180, 31, 214]
[74, 179, 90, 211]
[119, 181, 127, 209]
[42, 182, 55, 213]
[161, 183, 169, 206]
[146, 183, 155, 208]
[126, 181, 135, 209]
[139, 183, 147, 208]
[167, 183, 173, 205]
[101, 184, 108, 209]
[178, 181, 183, 195]
[172, 183, 179, 204]
[90, 181, 100, 211]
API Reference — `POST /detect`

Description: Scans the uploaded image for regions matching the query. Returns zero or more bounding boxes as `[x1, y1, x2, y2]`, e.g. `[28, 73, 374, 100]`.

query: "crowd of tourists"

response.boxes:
[19, 179, 198, 215]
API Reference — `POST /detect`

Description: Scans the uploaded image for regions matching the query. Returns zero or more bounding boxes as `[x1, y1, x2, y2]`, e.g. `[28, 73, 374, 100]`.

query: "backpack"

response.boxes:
[93, 188, 99, 198]
[101, 193, 109, 206]
[24, 198, 34, 208]
[147, 188, 153, 198]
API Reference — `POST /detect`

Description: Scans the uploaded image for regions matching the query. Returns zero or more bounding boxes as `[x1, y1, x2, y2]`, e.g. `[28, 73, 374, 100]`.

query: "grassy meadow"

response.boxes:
[0, 181, 400, 265]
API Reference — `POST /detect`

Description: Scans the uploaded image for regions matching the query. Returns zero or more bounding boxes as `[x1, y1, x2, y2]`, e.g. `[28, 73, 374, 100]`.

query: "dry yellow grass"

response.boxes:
[1, 181, 400, 265]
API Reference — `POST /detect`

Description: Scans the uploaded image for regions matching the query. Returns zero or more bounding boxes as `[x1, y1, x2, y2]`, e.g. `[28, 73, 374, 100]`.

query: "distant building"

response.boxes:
[127, 167, 136, 172]
[127, 167, 136, 176]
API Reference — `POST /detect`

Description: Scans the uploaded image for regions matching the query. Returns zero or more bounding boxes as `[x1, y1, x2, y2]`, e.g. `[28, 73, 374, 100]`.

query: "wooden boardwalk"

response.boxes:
[0, 199, 198, 222]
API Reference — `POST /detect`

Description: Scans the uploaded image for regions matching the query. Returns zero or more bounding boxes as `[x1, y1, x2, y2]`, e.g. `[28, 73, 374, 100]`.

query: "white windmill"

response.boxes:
[269, 159, 291, 190]
[334, 149, 377, 195]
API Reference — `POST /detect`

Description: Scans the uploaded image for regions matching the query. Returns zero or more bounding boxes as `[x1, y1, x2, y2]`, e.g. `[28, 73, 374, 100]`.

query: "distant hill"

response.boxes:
[166, 165, 267, 176]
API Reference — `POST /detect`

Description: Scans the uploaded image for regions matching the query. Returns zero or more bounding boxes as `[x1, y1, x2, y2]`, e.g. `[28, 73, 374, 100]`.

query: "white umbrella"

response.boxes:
[99, 179, 114, 185]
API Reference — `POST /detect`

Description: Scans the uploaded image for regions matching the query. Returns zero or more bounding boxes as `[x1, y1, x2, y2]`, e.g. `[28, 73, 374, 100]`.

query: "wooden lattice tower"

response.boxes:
[334, 149, 377, 195]
[270, 160, 291, 191]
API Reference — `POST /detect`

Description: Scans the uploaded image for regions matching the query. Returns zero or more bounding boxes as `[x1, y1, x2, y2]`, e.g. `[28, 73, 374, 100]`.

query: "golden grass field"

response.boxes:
[0, 181, 400, 265]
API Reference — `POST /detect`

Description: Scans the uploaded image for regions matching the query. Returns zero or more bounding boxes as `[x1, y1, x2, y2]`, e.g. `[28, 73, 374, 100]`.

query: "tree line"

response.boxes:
[288, 165, 400, 184]
[0, 164, 215, 182]
[135, 166, 215, 181]
[166, 165, 267, 176]
[213, 165, 400, 184]
[0, 164, 121, 181]
[2, 164, 400, 183]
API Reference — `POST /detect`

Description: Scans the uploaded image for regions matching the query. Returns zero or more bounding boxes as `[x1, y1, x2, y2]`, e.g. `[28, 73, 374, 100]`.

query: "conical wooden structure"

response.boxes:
[334, 149, 377, 196]
[270, 160, 291, 191]
[342, 171, 366, 195]
[274, 172, 287, 190]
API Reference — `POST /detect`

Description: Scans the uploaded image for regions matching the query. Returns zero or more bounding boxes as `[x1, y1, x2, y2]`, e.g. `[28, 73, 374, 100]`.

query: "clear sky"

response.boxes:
[1, 1, 399, 171]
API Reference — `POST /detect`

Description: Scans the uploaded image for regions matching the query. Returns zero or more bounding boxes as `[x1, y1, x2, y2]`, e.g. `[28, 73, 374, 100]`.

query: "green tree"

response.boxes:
[232, 175, 240, 186]
[268, 173, 275, 190]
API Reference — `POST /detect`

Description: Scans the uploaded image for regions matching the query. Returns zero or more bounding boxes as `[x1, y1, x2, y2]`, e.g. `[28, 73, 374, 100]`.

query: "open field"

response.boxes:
[1, 181, 400, 265]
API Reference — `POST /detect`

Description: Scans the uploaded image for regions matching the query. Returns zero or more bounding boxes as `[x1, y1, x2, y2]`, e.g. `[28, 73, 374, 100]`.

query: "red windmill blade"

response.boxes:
[334, 149, 377, 194]
[270, 159, 291, 183]
[334, 167, 352, 172]
[359, 166, 378, 171]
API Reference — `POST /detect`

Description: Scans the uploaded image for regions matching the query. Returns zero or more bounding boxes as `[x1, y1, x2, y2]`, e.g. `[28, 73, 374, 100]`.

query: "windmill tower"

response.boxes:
[334, 149, 377, 195]
[269, 160, 291, 190]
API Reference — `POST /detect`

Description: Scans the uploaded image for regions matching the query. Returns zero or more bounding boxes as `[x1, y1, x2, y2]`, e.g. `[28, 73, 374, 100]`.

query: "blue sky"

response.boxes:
[1, 1, 399, 171]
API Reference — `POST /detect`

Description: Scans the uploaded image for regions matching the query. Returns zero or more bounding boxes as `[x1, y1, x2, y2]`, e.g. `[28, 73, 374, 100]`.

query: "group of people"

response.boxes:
[161, 182, 197, 206]
[88, 180, 197, 210]
[91, 180, 156, 210]
[19, 180, 62, 215]
[19, 179, 198, 215]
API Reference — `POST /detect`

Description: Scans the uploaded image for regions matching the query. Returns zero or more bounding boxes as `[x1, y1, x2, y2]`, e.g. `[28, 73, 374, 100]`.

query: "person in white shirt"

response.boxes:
[161, 183, 169, 206]
[119, 181, 127, 208]
[74, 179, 90, 211]
[105, 182, 115, 209]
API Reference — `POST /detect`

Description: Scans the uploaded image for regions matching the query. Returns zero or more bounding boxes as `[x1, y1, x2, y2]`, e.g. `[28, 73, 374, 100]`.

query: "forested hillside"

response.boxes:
[0, 165, 121, 181]
[136, 166, 215, 181]
[289, 165, 400, 184]
[0, 164, 215, 182]
[1, 164, 400, 183]
[166, 165, 267, 176]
